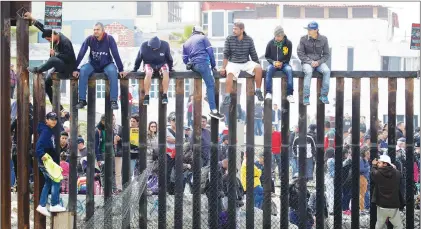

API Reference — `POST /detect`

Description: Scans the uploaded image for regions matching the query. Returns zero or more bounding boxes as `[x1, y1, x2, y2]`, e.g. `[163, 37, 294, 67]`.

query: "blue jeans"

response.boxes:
[265, 63, 293, 95]
[302, 63, 331, 98]
[79, 63, 118, 101]
[192, 63, 216, 110]
[290, 157, 298, 175]
[254, 185, 264, 209]
[365, 182, 370, 209]
[289, 209, 314, 229]
[131, 159, 137, 177]
[254, 118, 263, 136]
[306, 158, 314, 180]
[342, 188, 352, 211]
[39, 164, 60, 207]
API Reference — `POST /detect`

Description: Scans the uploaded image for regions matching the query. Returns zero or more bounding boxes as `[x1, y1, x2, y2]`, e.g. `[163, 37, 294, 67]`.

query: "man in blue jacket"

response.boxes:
[182, 26, 224, 120]
[35, 112, 66, 216]
[132, 36, 173, 105]
[73, 22, 126, 110]
[264, 26, 294, 103]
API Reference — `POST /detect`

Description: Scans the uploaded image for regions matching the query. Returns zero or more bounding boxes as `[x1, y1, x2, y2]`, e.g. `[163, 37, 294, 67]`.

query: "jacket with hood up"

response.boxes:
[133, 37, 174, 71]
[371, 164, 402, 209]
[264, 36, 292, 65]
[35, 122, 58, 164]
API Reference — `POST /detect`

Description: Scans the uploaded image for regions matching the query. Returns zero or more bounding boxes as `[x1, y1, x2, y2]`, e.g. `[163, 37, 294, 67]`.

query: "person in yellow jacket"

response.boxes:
[35, 112, 66, 217]
[240, 153, 264, 209]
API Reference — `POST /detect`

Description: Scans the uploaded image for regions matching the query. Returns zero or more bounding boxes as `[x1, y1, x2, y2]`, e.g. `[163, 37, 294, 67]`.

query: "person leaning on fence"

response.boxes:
[182, 25, 224, 120]
[35, 112, 66, 217]
[132, 36, 173, 105]
[73, 22, 127, 110]
[264, 25, 294, 102]
[219, 21, 264, 105]
[297, 21, 331, 106]
[24, 12, 76, 111]
[371, 155, 404, 229]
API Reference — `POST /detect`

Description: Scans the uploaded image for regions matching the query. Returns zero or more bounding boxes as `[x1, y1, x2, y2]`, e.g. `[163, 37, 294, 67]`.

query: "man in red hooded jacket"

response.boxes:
[272, 125, 282, 180]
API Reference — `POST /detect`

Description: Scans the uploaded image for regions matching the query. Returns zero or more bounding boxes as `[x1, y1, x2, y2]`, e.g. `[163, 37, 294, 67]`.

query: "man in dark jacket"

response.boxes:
[371, 155, 404, 229]
[133, 36, 173, 105]
[183, 26, 223, 120]
[190, 116, 211, 167]
[24, 12, 76, 110]
[297, 21, 331, 106]
[74, 22, 126, 110]
[264, 25, 294, 102]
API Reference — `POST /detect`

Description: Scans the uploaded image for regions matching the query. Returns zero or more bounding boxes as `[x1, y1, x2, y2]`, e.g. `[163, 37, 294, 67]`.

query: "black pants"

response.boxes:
[41, 57, 71, 106]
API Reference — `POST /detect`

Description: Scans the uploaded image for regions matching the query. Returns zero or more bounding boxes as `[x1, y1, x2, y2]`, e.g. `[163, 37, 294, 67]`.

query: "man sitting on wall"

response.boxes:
[132, 36, 173, 105]
[23, 12, 76, 111]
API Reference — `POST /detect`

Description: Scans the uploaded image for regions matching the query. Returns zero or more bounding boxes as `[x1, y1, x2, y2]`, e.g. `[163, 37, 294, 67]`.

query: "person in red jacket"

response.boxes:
[324, 121, 335, 151]
[272, 125, 282, 181]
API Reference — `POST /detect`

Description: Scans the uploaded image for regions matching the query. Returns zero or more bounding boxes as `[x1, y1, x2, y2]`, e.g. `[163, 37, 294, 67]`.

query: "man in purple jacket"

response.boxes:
[73, 22, 126, 110]
[182, 26, 223, 120]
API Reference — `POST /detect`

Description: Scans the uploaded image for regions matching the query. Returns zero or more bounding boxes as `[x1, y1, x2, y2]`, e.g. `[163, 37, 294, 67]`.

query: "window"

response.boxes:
[329, 7, 348, 18]
[211, 12, 225, 37]
[305, 7, 324, 18]
[352, 7, 373, 18]
[383, 115, 419, 129]
[96, 80, 105, 99]
[257, 5, 277, 18]
[184, 79, 191, 97]
[377, 7, 388, 19]
[202, 12, 208, 31]
[168, 79, 175, 98]
[137, 2, 152, 16]
[227, 12, 234, 36]
[347, 47, 354, 71]
[381, 56, 401, 71]
[150, 79, 158, 98]
[283, 6, 301, 18]
[60, 81, 66, 95]
[213, 47, 224, 68]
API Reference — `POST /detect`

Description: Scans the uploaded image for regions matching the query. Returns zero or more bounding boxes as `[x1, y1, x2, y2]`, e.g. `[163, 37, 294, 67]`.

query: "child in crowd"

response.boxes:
[60, 152, 70, 194]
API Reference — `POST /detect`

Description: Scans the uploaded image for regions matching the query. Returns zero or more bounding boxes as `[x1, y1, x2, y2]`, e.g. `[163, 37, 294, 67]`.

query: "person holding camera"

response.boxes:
[182, 26, 224, 120]
[132, 36, 173, 105]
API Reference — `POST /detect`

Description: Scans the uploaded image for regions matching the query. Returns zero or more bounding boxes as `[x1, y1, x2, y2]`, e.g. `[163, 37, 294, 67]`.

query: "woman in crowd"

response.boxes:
[147, 121, 158, 172]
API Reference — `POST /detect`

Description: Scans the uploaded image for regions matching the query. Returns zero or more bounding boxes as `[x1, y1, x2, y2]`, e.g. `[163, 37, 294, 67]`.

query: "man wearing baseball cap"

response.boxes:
[297, 21, 331, 106]
[371, 155, 404, 228]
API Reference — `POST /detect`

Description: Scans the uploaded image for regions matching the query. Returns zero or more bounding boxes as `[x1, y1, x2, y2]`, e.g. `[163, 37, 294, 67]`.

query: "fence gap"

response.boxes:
[405, 78, 415, 228]
[157, 77, 167, 229]
[280, 77, 290, 229]
[174, 78, 185, 229]
[334, 77, 344, 228]
[298, 77, 308, 228]
[86, 79, 96, 220]
[16, 15, 31, 229]
[245, 77, 255, 229]
[227, 80, 238, 229]
[351, 78, 361, 229]
[369, 78, 379, 229]
[315, 77, 326, 229]
[33, 74, 47, 229]
[138, 79, 147, 228]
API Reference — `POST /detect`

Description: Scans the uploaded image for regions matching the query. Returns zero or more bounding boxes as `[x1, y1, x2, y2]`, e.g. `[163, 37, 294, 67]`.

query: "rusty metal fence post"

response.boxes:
[369, 78, 379, 229]
[245, 78, 255, 229]
[16, 14, 31, 229]
[69, 78, 78, 229]
[138, 79, 147, 228]
[157, 77, 167, 229]
[263, 84, 272, 229]
[334, 77, 344, 228]
[104, 81, 113, 228]
[405, 78, 415, 228]
[33, 74, 46, 229]
[86, 79, 96, 220]
[280, 77, 290, 229]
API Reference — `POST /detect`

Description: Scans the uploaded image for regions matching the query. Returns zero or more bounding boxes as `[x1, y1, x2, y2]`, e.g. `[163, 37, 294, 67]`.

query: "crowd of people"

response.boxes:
[7, 11, 418, 228]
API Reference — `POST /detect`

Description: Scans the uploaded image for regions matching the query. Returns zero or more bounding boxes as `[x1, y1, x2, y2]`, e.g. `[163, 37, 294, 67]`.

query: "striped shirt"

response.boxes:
[223, 33, 259, 64]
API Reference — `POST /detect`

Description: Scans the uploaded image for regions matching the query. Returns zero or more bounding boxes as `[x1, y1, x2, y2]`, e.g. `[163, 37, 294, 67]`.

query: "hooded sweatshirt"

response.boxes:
[35, 122, 56, 163]
[133, 37, 173, 71]
[182, 32, 216, 68]
[264, 36, 292, 65]
[371, 164, 401, 208]
[75, 33, 124, 72]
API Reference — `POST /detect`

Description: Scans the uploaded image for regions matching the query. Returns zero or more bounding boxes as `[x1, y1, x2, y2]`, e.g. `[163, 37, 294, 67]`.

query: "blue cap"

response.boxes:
[304, 21, 319, 30]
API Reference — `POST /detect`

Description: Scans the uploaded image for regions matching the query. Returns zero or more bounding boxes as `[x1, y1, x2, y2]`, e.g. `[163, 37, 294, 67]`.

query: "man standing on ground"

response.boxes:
[220, 21, 264, 105]
[24, 12, 76, 111]
[73, 22, 126, 110]
[297, 21, 331, 106]
[183, 26, 224, 119]
[190, 116, 211, 167]
[132, 36, 173, 105]
[371, 155, 404, 229]
[272, 104, 281, 131]
[264, 26, 294, 102]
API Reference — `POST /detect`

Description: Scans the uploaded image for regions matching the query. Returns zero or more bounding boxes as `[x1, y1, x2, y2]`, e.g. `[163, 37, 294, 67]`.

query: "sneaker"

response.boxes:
[343, 210, 351, 216]
[50, 204, 66, 213]
[265, 93, 272, 100]
[27, 66, 40, 74]
[75, 100, 87, 109]
[209, 111, 224, 120]
[111, 101, 119, 110]
[287, 95, 295, 103]
[36, 205, 51, 217]
[143, 95, 150, 106]
[303, 97, 310, 106]
[161, 94, 168, 104]
[319, 96, 329, 104]
[255, 90, 264, 101]
[222, 95, 231, 105]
